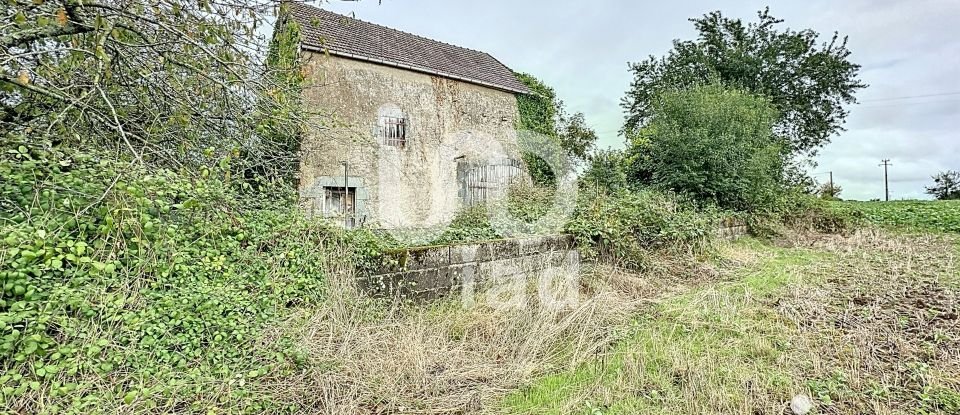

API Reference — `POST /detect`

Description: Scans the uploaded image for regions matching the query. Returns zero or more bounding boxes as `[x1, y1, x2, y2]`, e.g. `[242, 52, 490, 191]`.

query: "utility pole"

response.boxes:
[340, 161, 349, 228]
[829, 171, 834, 191]
[879, 159, 892, 201]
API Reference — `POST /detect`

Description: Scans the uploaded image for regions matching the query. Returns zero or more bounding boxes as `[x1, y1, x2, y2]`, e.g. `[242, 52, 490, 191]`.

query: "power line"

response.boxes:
[860, 91, 960, 103]
[856, 98, 960, 109]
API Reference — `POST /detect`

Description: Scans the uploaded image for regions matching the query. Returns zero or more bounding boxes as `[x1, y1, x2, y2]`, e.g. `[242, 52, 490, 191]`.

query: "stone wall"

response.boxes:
[360, 234, 579, 300]
[717, 219, 749, 240]
[298, 53, 522, 229]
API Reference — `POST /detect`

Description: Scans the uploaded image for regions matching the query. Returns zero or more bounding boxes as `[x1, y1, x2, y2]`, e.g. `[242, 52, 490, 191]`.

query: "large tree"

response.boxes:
[2, 0, 310, 179]
[622, 8, 866, 156]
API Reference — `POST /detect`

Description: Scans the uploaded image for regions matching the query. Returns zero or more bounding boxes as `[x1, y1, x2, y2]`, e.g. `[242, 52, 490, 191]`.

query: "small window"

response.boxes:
[380, 116, 406, 148]
[323, 186, 356, 227]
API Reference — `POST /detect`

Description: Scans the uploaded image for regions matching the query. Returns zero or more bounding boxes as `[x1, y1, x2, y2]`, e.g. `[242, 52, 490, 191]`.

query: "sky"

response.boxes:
[313, 0, 960, 200]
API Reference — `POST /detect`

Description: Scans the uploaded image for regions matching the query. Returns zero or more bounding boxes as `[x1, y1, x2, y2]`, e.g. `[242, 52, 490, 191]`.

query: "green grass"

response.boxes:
[503, 241, 831, 414]
[829, 200, 960, 233]
[504, 232, 960, 415]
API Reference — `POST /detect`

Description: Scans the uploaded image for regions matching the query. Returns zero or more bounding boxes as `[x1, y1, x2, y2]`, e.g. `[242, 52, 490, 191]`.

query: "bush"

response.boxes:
[0, 142, 389, 413]
[432, 182, 560, 245]
[745, 192, 863, 237]
[580, 149, 630, 194]
[625, 83, 786, 212]
[565, 189, 719, 268]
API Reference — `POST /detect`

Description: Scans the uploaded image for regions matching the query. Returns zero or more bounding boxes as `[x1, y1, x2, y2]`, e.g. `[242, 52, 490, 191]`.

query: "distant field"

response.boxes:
[830, 200, 960, 233]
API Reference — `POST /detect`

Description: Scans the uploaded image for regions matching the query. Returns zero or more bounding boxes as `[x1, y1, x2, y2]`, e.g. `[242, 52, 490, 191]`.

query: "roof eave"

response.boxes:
[301, 44, 531, 95]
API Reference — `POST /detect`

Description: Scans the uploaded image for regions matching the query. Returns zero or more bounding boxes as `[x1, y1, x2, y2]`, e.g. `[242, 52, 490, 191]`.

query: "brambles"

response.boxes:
[565, 190, 719, 268]
[0, 142, 389, 413]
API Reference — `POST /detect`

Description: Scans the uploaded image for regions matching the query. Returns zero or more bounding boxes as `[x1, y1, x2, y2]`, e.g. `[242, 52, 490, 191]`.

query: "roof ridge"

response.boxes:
[284, 1, 529, 94]
[304, 6, 494, 58]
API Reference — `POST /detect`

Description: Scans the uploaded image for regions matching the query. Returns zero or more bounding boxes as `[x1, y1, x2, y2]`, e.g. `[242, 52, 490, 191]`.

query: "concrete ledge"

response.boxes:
[362, 234, 580, 300]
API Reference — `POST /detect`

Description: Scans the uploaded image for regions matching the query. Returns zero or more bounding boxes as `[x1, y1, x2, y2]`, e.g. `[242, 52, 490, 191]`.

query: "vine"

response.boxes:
[514, 72, 562, 186]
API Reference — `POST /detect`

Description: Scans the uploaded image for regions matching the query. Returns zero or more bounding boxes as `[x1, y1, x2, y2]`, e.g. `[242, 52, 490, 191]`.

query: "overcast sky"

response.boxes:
[315, 0, 960, 200]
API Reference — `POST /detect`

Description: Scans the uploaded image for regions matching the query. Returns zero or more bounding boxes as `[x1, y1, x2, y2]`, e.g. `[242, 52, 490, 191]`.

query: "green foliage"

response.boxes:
[925, 170, 960, 201]
[514, 72, 598, 186]
[515, 73, 560, 186]
[622, 8, 866, 156]
[0, 142, 389, 413]
[3, 0, 307, 181]
[818, 181, 843, 201]
[260, 4, 308, 180]
[829, 200, 960, 233]
[626, 84, 786, 212]
[432, 182, 559, 244]
[432, 206, 501, 245]
[580, 149, 629, 194]
[565, 190, 719, 268]
[744, 192, 862, 237]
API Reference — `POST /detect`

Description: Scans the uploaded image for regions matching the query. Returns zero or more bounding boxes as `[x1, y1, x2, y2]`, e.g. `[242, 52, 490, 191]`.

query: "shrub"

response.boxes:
[565, 189, 719, 268]
[432, 182, 561, 245]
[0, 142, 389, 413]
[580, 149, 630, 194]
[625, 83, 786, 212]
[745, 192, 863, 237]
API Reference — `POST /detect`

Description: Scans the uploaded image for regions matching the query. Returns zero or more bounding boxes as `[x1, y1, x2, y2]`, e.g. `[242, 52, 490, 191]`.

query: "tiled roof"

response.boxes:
[284, 3, 530, 94]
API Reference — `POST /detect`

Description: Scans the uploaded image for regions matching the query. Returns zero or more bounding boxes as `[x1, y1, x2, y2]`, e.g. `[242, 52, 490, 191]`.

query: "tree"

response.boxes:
[925, 170, 960, 200]
[514, 72, 598, 185]
[818, 182, 843, 200]
[621, 8, 866, 157]
[2, 0, 310, 179]
[626, 83, 785, 211]
[580, 148, 628, 194]
[557, 111, 598, 167]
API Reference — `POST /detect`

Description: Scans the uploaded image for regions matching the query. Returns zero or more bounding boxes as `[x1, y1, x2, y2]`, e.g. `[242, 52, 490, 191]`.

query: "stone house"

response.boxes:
[283, 4, 531, 229]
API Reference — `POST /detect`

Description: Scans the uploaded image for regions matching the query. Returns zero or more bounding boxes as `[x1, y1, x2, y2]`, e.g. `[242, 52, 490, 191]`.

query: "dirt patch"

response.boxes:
[776, 231, 960, 414]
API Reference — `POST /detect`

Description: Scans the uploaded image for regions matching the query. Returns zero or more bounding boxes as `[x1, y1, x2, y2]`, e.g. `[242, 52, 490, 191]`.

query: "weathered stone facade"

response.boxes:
[298, 53, 522, 229]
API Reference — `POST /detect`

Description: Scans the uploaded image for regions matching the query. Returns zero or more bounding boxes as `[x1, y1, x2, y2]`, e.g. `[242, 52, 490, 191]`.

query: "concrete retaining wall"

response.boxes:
[717, 218, 749, 240]
[359, 234, 579, 300]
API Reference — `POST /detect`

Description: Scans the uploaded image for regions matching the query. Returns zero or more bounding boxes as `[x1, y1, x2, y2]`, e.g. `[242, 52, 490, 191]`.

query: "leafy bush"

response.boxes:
[0, 142, 389, 413]
[625, 84, 786, 212]
[580, 149, 630, 194]
[745, 193, 863, 237]
[433, 182, 561, 245]
[565, 190, 719, 268]
[432, 206, 501, 244]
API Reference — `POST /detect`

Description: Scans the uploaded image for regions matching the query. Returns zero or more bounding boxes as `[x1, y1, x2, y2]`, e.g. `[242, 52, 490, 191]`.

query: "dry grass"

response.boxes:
[503, 230, 960, 415]
[255, 252, 721, 415]
[234, 230, 960, 415]
[776, 230, 960, 414]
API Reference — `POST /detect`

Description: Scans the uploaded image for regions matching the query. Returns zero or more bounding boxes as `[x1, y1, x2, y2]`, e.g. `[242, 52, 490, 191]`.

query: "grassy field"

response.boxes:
[829, 200, 960, 233]
[503, 231, 960, 414]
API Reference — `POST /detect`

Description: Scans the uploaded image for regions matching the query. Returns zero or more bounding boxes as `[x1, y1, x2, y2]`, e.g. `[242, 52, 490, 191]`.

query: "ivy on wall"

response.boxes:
[514, 72, 562, 186]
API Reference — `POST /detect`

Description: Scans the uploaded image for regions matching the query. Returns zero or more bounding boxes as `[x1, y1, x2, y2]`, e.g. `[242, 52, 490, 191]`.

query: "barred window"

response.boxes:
[380, 116, 406, 148]
[323, 186, 356, 228]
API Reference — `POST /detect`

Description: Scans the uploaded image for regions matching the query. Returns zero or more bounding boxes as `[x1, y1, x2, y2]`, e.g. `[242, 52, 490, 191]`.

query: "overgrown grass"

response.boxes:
[504, 240, 823, 414]
[829, 200, 960, 233]
[504, 231, 960, 414]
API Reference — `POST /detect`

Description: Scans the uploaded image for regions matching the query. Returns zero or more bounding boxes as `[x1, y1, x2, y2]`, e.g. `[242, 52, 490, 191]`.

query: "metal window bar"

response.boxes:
[381, 116, 406, 147]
